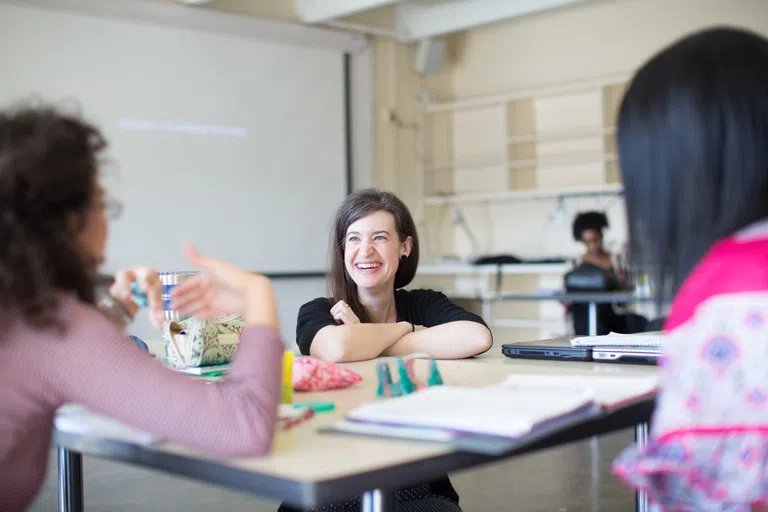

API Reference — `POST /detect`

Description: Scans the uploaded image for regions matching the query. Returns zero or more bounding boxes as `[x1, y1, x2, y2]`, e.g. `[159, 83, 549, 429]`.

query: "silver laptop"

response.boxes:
[591, 345, 662, 365]
[502, 337, 592, 362]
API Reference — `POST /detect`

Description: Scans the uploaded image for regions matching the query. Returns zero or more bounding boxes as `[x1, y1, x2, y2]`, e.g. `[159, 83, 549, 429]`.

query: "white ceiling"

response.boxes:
[167, 0, 593, 41]
[293, 0, 588, 41]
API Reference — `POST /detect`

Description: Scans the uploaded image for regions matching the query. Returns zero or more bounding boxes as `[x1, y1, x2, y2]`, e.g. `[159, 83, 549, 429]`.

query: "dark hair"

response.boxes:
[619, 27, 768, 304]
[0, 104, 105, 329]
[328, 188, 419, 323]
[572, 211, 609, 242]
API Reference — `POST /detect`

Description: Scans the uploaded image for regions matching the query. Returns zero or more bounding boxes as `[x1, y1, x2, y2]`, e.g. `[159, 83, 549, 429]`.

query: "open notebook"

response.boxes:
[571, 331, 665, 347]
[345, 386, 596, 438]
[326, 374, 658, 453]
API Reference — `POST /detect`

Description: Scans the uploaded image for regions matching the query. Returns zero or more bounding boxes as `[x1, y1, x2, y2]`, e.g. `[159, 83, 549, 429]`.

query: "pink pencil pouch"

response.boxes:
[292, 356, 363, 391]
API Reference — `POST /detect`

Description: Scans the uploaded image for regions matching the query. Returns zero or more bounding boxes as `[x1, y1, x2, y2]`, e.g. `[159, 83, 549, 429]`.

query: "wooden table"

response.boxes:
[56, 354, 656, 512]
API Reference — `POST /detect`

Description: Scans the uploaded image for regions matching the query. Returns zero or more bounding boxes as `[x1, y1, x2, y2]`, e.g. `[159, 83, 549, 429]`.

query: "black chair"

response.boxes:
[564, 263, 648, 335]
[645, 317, 667, 332]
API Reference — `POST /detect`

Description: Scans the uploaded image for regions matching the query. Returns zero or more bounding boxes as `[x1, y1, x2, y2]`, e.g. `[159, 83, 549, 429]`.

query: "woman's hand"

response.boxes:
[109, 267, 163, 329]
[170, 243, 278, 329]
[330, 300, 360, 325]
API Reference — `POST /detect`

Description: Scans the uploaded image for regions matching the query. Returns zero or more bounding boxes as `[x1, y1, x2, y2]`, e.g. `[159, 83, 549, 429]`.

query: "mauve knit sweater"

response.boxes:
[0, 294, 283, 511]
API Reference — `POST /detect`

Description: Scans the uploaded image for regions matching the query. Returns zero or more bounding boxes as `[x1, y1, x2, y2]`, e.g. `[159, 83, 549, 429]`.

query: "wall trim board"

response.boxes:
[264, 272, 326, 279]
[344, 53, 354, 196]
[424, 74, 630, 113]
[98, 272, 326, 286]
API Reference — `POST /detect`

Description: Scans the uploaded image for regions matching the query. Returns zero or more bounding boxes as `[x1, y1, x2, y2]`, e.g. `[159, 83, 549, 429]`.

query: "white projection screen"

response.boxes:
[0, 1, 349, 275]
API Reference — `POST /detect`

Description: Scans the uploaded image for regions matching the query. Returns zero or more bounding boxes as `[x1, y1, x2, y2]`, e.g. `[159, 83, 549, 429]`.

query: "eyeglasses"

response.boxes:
[103, 197, 123, 220]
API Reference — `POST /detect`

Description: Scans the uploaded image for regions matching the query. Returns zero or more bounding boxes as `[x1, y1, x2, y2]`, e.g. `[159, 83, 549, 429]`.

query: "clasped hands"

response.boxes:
[330, 300, 426, 332]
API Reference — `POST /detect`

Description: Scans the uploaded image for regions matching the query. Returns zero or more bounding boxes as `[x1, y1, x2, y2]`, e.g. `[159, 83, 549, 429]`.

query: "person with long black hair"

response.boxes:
[611, 27, 768, 511]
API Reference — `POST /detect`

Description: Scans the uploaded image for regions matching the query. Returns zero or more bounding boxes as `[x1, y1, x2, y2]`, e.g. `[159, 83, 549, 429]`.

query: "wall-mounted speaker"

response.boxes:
[412, 37, 446, 75]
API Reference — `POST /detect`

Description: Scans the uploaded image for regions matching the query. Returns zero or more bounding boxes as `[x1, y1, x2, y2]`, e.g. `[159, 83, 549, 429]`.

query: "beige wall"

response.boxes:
[372, 0, 768, 263]
[447, 0, 768, 98]
[372, 38, 456, 261]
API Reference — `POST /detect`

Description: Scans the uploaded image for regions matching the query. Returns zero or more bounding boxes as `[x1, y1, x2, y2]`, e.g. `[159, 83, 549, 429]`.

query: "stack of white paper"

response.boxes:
[55, 404, 159, 446]
[493, 374, 659, 409]
[571, 332, 665, 347]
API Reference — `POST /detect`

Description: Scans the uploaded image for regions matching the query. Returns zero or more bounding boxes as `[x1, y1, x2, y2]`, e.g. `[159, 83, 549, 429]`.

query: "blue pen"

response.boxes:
[128, 335, 149, 352]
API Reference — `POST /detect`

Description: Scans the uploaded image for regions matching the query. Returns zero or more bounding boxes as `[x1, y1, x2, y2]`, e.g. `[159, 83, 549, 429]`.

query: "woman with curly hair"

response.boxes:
[567, 211, 635, 335]
[0, 104, 285, 511]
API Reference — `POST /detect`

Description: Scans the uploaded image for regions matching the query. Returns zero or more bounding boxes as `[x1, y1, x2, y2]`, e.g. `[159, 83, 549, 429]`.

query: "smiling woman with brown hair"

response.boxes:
[297, 187, 492, 364]
[286, 187, 493, 512]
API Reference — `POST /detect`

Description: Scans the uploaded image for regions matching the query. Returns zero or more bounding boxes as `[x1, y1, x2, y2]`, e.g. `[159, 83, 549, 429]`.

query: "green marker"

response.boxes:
[292, 401, 336, 413]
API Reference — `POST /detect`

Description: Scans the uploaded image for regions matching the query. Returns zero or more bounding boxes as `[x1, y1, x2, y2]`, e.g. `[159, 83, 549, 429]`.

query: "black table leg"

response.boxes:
[58, 446, 84, 512]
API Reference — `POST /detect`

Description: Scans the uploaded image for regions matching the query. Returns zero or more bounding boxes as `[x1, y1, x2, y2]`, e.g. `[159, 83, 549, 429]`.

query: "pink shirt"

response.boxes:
[666, 225, 768, 330]
[613, 219, 768, 509]
[0, 294, 284, 511]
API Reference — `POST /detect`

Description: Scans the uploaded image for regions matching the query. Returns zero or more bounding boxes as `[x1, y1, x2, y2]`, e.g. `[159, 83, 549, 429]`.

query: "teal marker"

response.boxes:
[397, 358, 414, 395]
[427, 359, 443, 386]
[130, 282, 149, 307]
[292, 401, 336, 413]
